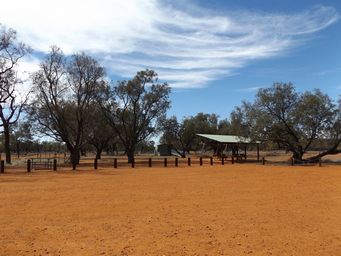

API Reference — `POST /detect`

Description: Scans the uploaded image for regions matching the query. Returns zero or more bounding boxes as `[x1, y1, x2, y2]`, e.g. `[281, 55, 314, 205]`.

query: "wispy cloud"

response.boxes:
[0, 1, 339, 88]
[315, 67, 341, 76]
[234, 86, 262, 93]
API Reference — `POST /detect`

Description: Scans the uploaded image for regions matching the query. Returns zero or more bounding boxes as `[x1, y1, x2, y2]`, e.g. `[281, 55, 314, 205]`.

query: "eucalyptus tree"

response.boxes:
[160, 116, 195, 157]
[233, 83, 341, 161]
[86, 104, 116, 159]
[30, 46, 107, 169]
[160, 113, 221, 157]
[100, 70, 171, 163]
[0, 25, 31, 163]
[11, 121, 33, 157]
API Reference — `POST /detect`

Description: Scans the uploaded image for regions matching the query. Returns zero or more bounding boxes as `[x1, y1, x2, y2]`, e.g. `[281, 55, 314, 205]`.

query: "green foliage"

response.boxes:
[101, 69, 171, 162]
[160, 113, 231, 156]
[233, 82, 341, 160]
[86, 104, 117, 159]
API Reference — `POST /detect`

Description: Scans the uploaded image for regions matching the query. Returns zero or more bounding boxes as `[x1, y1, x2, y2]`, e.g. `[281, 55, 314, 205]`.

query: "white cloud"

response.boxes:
[0, 1, 339, 88]
[17, 56, 41, 81]
[12, 56, 41, 99]
[234, 86, 262, 93]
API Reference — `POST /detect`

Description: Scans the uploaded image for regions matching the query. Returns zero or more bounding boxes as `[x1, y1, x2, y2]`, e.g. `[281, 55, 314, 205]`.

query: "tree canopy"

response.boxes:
[30, 47, 107, 168]
[100, 69, 171, 162]
[232, 83, 341, 161]
[160, 113, 231, 157]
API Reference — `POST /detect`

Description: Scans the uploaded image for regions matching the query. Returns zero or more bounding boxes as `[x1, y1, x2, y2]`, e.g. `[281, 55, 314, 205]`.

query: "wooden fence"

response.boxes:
[0, 155, 327, 173]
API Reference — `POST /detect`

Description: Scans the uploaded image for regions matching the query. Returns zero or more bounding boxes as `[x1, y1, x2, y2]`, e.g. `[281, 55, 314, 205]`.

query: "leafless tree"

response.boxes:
[0, 25, 30, 163]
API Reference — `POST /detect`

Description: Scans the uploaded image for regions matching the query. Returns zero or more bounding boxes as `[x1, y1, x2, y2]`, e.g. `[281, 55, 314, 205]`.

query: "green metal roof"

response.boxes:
[197, 134, 260, 144]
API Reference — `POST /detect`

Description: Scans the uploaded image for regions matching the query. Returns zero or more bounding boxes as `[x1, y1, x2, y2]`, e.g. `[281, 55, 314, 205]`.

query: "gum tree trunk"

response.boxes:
[3, 124, 11, 164]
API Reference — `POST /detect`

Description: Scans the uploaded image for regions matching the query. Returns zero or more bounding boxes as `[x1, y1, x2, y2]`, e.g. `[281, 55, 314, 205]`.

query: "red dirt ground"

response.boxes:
[1, 164, 341, 255]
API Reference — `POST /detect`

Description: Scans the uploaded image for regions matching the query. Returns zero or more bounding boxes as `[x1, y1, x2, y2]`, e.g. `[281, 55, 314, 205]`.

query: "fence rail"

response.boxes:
[62, 156, 268, 170]
[0, 155, 333, 174]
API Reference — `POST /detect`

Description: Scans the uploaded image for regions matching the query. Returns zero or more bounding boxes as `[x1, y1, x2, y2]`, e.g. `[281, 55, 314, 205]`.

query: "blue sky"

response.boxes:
[167, 0, 341, 118]
[1, 0, 340, 120]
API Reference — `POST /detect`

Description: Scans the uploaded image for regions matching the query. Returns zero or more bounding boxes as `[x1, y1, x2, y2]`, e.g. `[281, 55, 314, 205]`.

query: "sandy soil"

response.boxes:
[1, 164, 341, 256]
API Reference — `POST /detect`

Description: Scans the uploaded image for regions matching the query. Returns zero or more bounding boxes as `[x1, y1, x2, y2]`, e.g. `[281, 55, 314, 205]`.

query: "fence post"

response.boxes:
[94, 158, 98, 170]
[175, 158, 178, 167]
[114, 158, 117, 168]
[149, 158, 152, 167]
[210, 157, 213, 166]
[291, 157, 294, 166]
[131, 158, 135, 168]
[27, 159, 31, 173]
[231, 156, 234, 164]
[164, 158, 167, 167]
[0, 160, 4, 173]
[262, 157, 265, 165]
[53, 159, 57, 171]
[200, 157, 203, 166]
[188, 157, 191, 166]
[319, 157, 322, 167]
[222, 157, 224, 165]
